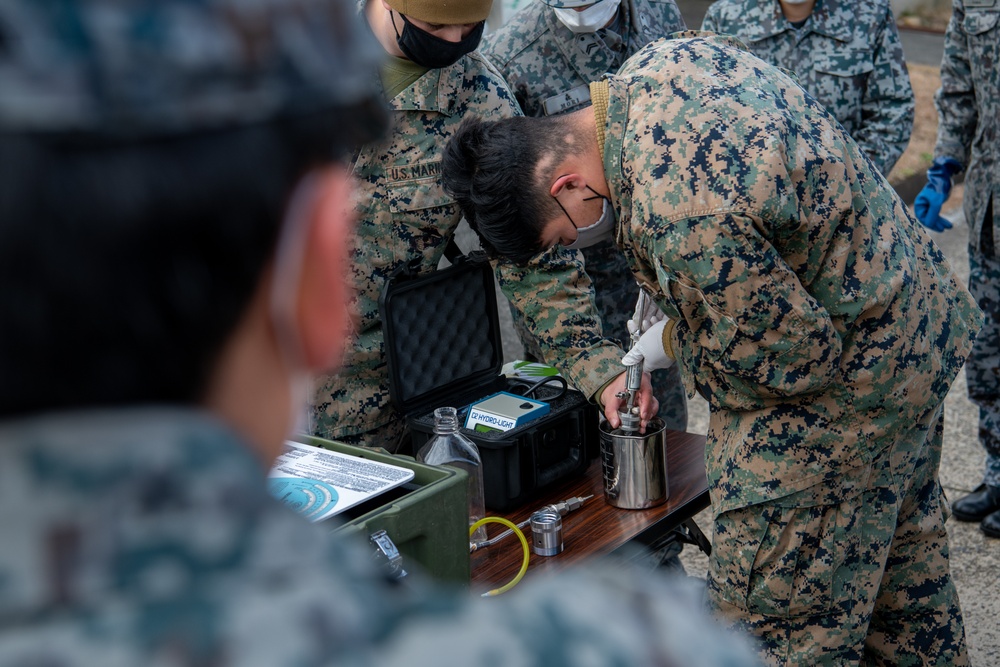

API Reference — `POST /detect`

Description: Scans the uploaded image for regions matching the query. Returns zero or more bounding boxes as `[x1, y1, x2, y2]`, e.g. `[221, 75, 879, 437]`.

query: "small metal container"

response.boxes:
[530, 508, 563, 556]
[598, 417, 668, 509]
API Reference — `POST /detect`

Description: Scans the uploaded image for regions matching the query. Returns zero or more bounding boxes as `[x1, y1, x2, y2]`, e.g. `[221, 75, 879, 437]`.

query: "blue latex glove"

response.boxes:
[914, 156, 963, 232]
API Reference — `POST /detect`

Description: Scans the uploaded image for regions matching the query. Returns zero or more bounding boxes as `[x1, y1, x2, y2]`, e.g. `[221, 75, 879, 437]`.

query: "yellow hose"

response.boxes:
[470, 516, 530, 597]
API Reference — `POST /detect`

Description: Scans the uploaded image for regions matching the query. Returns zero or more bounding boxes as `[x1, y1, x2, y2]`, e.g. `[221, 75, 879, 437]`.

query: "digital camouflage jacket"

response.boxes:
[311, 52, 624, 444]
[481, 0, 686, 117]
[600, 35, 982, 513]
[934, 0, 1000, 253]
[702, 0, 914, 175]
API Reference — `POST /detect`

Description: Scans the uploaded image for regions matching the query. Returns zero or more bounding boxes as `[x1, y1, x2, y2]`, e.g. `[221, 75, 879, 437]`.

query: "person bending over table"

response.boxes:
[442, 32, 981, 666]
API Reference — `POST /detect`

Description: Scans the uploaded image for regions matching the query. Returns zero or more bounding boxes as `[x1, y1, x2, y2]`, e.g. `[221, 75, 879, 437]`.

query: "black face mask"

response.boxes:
[391, 11, 485, 69]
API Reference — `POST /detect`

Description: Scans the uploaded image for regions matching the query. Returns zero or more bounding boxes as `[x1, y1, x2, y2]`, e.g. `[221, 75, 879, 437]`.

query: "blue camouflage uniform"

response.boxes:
[482, 0, 689, 429]
[309, 20, 627, 451]
[702, 0, 915, 176]
[590, 33, 981, 664]
[934, 0, 1000, 490]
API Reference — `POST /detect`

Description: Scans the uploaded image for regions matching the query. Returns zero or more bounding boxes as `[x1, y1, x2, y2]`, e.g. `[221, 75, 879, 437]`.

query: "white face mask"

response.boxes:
[269, 173, 319, 434]
[567, 196, 615, 249]
[553, 0, 622, 34]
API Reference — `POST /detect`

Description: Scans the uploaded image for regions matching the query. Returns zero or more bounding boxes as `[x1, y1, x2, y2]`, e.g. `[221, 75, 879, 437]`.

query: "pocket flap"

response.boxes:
[387, 179, 454, 213]
[964, 9, 999, 35]
[811, 51, 874, 77]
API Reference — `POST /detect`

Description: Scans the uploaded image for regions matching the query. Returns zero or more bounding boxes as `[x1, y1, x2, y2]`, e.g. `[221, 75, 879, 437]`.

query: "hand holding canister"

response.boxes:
[618, 290, 672, 432]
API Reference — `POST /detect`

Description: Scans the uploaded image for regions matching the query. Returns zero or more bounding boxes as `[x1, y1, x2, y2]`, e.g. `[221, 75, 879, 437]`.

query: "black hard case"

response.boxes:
[379, 252, 598, 512]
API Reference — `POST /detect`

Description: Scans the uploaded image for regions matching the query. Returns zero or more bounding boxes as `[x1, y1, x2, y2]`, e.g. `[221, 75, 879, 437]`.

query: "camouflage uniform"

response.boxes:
[596, 34, 981, 663]
[310, 47, 624, 451]
[701, 0, 914, 176]
[482, 0, 686, 118]
[481, 0, 689, 429]
[934, 0, 1000, 488]
[0, 410, 763, 666]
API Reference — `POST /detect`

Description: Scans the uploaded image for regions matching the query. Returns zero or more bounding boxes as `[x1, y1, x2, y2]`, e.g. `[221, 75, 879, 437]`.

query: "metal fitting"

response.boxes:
[530, 508, 564, 557]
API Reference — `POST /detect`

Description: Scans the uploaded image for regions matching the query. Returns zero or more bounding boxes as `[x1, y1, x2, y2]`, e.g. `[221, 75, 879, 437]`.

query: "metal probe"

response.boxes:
[616, 290, 647, 434]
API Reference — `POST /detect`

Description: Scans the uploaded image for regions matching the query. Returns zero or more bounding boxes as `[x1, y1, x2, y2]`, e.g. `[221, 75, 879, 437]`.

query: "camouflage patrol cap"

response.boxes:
[0, 0, 386, 144]
[384, 0, 493, 25]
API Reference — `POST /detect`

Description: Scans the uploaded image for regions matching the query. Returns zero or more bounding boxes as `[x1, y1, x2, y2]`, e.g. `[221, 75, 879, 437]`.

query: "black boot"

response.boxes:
[951, 484, 1000, 522]
[982, 508, 1000, 539]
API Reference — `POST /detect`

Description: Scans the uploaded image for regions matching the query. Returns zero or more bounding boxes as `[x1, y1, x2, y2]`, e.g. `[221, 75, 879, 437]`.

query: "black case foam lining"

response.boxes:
[380, 254, 503, 416]
[379, 253, 597, 511]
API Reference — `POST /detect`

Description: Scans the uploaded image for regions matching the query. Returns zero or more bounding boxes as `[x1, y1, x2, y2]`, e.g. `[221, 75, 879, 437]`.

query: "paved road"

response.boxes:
[899, 26, 946, 66]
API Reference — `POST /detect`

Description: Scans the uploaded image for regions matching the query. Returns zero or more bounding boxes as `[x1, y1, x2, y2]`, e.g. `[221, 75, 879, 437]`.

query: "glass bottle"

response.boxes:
[416, 407, 487, 543]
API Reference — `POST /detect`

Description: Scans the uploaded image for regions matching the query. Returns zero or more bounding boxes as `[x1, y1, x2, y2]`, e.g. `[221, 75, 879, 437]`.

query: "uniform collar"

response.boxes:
[737, 0, 852, 44]
[388, 57, 468, 115]
[600, 75, 628, 247]
[361, 0, 467, 116]
[542, 2, 625, 81]
[590, 80, 610, 164]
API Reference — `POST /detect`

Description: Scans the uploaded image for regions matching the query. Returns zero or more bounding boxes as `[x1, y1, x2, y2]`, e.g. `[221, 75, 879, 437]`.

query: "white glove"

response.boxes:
[632, 293, 666, 333]
[621, 318, 674, 371]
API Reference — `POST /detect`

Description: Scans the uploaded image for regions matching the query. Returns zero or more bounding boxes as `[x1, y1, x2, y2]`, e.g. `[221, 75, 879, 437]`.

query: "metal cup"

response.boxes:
[598, 417, 668, 509]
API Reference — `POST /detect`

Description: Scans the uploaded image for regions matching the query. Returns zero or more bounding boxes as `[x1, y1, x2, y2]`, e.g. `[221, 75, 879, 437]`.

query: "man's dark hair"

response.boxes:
[442, 116, 570, 266]
[0, 109, 375, 418]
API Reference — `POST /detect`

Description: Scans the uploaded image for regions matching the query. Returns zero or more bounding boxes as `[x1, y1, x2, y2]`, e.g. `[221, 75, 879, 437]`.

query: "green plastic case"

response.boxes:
[292, 435, 471, 585]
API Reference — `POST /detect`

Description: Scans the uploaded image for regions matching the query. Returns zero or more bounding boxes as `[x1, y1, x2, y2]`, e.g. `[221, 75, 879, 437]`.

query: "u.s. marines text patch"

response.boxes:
[387, 160, 441, 183]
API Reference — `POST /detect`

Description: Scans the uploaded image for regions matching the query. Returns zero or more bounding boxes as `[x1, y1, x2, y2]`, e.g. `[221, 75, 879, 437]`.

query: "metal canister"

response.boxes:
[529, 508, 563, 556]
[598, 417, 668, 509]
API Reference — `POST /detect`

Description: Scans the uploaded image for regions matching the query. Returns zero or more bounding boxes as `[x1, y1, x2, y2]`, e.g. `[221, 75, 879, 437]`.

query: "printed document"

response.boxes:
[268, 440, 415, 522]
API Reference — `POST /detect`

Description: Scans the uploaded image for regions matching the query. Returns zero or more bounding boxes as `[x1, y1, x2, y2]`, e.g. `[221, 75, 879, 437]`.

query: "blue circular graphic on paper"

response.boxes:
[268, 478, 339, 521]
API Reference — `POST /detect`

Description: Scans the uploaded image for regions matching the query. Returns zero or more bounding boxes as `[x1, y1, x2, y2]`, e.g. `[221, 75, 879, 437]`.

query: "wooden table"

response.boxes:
[471, 430, 710, 591]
